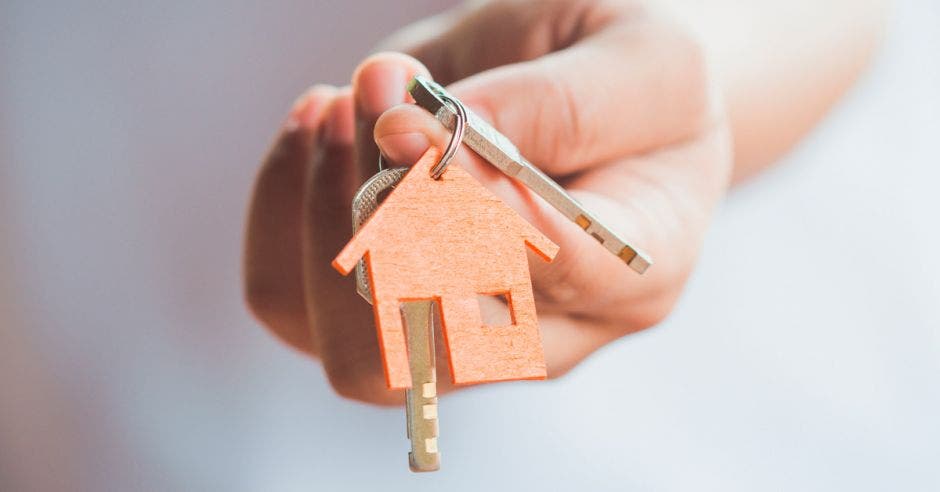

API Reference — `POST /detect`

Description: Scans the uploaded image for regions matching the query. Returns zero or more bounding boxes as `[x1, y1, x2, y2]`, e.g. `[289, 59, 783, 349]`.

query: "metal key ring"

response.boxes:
[429, 95, 467, 179]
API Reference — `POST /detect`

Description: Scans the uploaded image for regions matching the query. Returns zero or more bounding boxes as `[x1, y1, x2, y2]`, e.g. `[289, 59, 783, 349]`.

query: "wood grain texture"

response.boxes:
[333, 148, 558, 389]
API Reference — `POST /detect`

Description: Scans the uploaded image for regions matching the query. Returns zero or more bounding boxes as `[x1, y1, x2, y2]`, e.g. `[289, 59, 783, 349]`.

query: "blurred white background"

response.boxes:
[1, 1, 938, 491]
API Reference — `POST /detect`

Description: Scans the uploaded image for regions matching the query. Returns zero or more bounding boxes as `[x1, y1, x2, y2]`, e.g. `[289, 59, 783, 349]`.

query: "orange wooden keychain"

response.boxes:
[332, 78, 652, 471]
[333, 146, 558, 388]
[332, 94, 557, 472]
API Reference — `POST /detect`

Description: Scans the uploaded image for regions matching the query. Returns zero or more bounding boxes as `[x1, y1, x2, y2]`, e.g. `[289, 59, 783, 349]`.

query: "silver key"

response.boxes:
[351, 168, 441, 472]
[351, 167, 408, 302]
[407, 75, 652, 274]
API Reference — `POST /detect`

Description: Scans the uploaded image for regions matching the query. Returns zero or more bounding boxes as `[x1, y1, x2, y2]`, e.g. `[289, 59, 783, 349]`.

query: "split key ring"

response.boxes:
[375, 94, 467, 180]
[429, 95, 467, 180]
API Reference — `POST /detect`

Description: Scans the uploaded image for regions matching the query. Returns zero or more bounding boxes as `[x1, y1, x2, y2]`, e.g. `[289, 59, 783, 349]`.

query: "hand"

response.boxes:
[244, 0, 732, 405]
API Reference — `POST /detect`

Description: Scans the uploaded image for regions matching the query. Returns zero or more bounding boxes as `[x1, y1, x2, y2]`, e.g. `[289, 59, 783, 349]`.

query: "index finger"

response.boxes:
[450, 14, 711, 175]
[385, 3, 712, 175]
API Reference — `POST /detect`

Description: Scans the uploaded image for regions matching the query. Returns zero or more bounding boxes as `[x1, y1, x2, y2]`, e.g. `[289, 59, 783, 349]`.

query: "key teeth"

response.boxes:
[618, 245, 652, 274]
[408, 75, 654, 275]
[421, 382, 436, 398]
[576, 214, 591, 230]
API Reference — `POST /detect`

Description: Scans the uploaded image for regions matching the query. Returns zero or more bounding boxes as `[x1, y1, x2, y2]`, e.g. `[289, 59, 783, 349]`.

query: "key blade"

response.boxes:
[407, 75, 652, 274]
[401, 300, 440, 472]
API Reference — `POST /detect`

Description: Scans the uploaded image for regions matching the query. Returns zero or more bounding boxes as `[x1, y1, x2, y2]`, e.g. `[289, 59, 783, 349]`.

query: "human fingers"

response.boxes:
[301, 90, 408, 405]
[243, 85, 336, 356]
[374, 103, 731, 324]
[526, 128, 734, 376]
[380, 0, 598, 85]
[352, 52, 429, 183]
[383, 1, 710, 175]
[243, 87, 398, 403]
[293, 87, 465, 405]
[555, 121, 733, 322]
[448, 12, 710, 176]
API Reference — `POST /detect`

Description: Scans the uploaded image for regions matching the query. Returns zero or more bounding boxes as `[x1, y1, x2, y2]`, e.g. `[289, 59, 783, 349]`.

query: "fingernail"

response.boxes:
[355, 62, 407, 116]
[375, 132, 430, 165]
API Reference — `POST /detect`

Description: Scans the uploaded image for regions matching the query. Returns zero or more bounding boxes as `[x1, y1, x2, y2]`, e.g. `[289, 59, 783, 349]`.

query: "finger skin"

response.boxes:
[248, 88, 459, 405]
[243, 84, 459, 405]
[244, 86, 335, 356]
[352, 52, 429, 183]
[374, 103, 730, 378]
[374, 103, 730, 322]
[302, 91, 407, 405]
[384, 0, 709, 175]
[448, 15, 709, 175]
[382, 0, 604, 85]
[247, 1, 734, 406]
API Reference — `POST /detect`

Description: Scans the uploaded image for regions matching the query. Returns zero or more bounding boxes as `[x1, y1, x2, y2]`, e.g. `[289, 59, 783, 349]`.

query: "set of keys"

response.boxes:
[333, 75, 651, 472]
[349, 166, 442, 471]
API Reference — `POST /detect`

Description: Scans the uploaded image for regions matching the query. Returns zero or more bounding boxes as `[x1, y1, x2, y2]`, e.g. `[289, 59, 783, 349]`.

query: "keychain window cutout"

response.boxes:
[333, 148, 559, 389]
[477, 293, 514, 327]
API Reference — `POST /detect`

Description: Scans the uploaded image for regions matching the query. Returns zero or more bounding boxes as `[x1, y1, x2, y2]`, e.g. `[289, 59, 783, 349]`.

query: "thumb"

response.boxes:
[446, 12, 710, 176]
[372, 103, 647, 317]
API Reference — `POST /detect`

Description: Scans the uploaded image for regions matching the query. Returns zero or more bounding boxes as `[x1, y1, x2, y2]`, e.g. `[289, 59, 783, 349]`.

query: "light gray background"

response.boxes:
[1, 1, 938, 491]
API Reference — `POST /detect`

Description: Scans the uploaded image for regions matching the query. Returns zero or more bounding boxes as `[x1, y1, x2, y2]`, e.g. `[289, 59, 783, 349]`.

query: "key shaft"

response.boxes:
[351, 168, 441, 472]
[407, 75, 652, 274]
[401, 301, 440, 472]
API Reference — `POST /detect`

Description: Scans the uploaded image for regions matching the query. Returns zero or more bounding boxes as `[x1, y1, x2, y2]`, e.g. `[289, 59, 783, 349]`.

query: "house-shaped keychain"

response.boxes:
[332, 148, 559, 389]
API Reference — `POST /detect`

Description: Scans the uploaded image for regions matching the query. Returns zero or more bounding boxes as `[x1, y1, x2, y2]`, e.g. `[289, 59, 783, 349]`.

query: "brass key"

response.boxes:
[351, 168, 440, 472]
[401, 301, 440, 472]
[407, 75, 652, 274]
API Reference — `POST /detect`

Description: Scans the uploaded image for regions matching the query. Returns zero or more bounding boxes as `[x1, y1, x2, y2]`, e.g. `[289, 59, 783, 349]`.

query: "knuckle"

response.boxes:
[323, 358, 402, 406]
[527, 62, 588, 170]
[549, 72, 586, 157]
